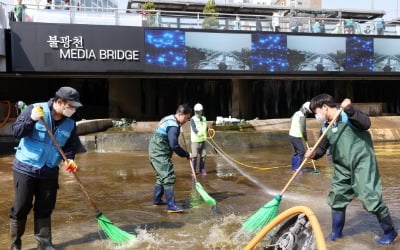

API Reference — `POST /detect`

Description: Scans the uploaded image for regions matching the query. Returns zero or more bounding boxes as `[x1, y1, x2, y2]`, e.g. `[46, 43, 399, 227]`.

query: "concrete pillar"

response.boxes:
[231, 79, 249, 119]
[108, 78, 141, 119]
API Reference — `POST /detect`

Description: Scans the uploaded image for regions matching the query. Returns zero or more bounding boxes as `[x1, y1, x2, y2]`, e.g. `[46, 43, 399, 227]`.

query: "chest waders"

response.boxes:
[149, 133, 184, 213]
[326, 120, 397, 244]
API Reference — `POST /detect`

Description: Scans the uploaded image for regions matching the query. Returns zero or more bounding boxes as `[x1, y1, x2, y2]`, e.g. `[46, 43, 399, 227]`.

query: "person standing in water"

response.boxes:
[305, 93, 398, 245]
[149, 104, 192, 213]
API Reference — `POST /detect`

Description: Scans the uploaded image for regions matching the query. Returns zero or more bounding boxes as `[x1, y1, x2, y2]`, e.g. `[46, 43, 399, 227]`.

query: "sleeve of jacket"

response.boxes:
[190, 119, 199, 134]
[12, 105, 37, 138]
[167, 126, 189, 158]
[312, 130, 330, 160]
[345, 106, 371, 130]
[299, 116, 307, 141]
[62, 125, 79, 160]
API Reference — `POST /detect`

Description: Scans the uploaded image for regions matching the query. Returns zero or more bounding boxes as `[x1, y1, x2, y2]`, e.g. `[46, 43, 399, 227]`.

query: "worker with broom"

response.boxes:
[289, 101, 311, 171]
[305, 93, 398, 245]
[149, 104, 192, 213]
[9, 86, 82, 250]
[190, 103, 209, 175]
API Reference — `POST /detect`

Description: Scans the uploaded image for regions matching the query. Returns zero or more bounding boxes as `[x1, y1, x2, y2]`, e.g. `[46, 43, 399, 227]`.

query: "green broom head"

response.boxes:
[97, 213, 136, 244]
[242, 194, 282, 233]
[195, 181, 217, 206]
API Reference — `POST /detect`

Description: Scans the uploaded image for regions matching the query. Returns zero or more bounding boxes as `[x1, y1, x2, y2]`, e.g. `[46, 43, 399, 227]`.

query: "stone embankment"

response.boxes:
[1, 116, 399, 153]
[77, 116, 400, 152]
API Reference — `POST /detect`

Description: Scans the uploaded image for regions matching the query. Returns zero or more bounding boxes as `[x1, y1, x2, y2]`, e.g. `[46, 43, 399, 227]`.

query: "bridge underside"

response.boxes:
[0, 76, 399, 122]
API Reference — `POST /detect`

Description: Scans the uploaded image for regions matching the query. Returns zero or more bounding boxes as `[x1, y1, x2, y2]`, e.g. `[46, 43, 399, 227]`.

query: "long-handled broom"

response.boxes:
[181, 128, 217, 206]
[40, 117, 136, 244]
[243, 109, 343, 233]
[189, 159, 217, 206]
[306, 141, 320, 174]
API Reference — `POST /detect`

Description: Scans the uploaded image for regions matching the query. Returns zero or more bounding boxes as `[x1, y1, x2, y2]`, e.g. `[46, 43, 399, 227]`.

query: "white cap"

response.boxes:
[194, 103, 203, 111]
[301, 101, 311, 114]
[17, 101, 26, 109]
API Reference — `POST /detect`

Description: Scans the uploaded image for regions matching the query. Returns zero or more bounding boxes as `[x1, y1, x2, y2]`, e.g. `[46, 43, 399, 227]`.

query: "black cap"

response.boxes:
[55, 87, 82, 107]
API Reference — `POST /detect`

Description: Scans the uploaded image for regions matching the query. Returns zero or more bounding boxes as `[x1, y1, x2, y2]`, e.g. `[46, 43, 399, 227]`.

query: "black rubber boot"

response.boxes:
[376, 215, 398, 245]
[10, 218, 26, 250]
[34, 217, 56, 250]
[164, 187, 183, 213]
[152, 184, 167, 206]
[199, 158, 206, 175]
[327, 209, 346, 241]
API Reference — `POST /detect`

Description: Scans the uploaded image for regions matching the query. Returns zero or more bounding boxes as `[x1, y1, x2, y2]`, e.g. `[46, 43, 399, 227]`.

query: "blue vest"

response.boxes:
[15, 102, 75, 168]
[155, 114, 179, 136]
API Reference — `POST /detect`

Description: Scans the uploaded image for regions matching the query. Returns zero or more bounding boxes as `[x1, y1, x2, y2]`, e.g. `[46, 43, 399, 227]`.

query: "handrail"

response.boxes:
[0, 1, 399, 36]
[243, 206, 327, 250]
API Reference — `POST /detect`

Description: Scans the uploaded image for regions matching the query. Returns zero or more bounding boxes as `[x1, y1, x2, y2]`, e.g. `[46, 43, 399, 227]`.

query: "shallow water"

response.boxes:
[1, 142, 400, 249]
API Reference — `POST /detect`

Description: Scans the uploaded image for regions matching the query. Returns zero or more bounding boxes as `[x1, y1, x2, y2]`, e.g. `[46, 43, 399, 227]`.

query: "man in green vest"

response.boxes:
[305, 94, 398, 245]
[190, 103, 209, 175]
[289, 101, 311, 171]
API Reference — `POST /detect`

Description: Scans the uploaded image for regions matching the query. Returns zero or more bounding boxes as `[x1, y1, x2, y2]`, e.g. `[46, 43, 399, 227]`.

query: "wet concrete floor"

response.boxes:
[1, 141, 400, 249]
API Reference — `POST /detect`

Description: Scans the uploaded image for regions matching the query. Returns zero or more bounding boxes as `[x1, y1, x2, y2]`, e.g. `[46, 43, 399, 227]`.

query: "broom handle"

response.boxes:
[180, 127, 197, 182]
[40, 117, 100, 213]
[280, 108, 342, 195]
[305, 141, 317, 171]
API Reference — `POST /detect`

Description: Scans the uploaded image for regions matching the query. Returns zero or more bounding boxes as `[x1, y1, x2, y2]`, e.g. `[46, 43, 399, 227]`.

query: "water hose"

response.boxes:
[243, 206, 327, 250]
[206, 128, 314, 171]
[0, 100, 11, 128]
[242, 109, 343, 233]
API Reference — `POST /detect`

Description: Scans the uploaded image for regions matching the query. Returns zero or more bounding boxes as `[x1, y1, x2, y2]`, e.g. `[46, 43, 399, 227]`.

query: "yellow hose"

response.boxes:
[206, 128, 314, 171]
[243, 206, 327, 250]
[0, 100, 11, 128]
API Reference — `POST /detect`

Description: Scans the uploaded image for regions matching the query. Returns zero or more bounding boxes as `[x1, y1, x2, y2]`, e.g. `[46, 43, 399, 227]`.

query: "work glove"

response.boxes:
[65, 159, 78, 173]
[30, 106, 44, 121]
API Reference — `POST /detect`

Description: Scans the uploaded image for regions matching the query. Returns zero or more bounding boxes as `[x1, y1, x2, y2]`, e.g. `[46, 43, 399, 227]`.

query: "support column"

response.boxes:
[231, 79, 249, 119]
[108, 78, 141, 119]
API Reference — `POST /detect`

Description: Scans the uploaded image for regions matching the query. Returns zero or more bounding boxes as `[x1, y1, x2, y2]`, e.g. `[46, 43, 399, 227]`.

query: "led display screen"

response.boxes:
[10, 22, 400, 75]
[287, 35, 345, 72]
[374, 38, 400, 72]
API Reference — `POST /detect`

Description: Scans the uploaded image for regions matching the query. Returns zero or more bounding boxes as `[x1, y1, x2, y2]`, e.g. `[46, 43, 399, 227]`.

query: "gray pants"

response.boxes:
[191, 141, 206, 159]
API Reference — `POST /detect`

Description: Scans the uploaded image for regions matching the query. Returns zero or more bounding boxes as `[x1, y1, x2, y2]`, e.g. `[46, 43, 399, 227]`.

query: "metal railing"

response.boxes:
[1, 1, 400, 36]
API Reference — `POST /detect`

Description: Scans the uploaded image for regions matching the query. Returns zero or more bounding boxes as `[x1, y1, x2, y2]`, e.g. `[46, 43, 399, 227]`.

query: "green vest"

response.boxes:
[191, 115, 207, 142]
[289, 110, 304, 138]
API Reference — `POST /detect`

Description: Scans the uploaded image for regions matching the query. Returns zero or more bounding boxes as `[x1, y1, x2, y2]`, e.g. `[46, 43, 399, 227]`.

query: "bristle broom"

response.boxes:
[97, 214, 136, 244]
[242, 195, 282, 233]
[195, 182, 217, 206]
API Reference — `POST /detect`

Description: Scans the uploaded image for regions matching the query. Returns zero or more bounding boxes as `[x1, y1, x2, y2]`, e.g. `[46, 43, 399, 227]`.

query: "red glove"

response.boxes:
[65, 159, 78, 173]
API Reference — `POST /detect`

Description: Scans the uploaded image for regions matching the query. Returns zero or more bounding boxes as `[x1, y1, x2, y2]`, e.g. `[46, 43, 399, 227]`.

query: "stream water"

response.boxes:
[0, 142, 399, 249]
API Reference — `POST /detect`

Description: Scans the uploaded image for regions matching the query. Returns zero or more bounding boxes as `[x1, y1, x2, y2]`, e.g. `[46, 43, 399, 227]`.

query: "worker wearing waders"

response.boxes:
[289, 101, 311, 171]
[149, 104, 191, 213]
[305, 94, 398, 245]
[10, 87, 82, 250]
[190, 103, 209, 175]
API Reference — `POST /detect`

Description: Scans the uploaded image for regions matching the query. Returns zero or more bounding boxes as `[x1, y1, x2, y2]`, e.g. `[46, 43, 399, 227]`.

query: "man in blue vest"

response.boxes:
[149, 104, 191, 213]
[289, 101, 311, 171]
[10, 86, 82, 250]
[190, 103, 209, 175]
